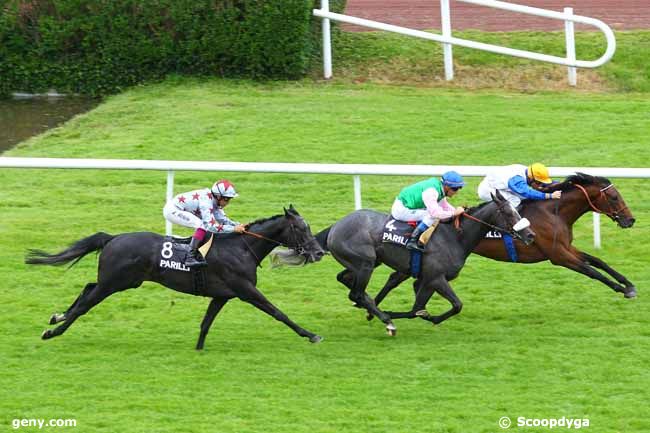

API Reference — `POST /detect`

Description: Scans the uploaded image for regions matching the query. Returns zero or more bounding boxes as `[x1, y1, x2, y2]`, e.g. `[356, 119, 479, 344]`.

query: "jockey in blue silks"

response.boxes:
[391, 171, 466, 252]
[477, 163, 561, 208]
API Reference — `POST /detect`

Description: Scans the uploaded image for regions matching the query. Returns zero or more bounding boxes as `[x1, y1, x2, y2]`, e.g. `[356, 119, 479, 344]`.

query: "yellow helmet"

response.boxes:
[528, 163, 552, 184]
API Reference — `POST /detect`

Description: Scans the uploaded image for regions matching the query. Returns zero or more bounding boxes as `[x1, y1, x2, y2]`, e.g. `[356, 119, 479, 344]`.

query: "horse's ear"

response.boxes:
[493, 190, 504, 201]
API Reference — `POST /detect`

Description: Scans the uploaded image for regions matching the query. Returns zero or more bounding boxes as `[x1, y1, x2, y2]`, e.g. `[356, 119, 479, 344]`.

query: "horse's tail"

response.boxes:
[315, 226, 332, 252]
[25, 232, 115, 268]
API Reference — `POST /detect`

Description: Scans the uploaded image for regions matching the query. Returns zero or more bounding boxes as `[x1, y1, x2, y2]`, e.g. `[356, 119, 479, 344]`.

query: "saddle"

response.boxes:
[381, 218, 439, 279]
[381, 219, 416, 246]
[157, 234, 215, 295]
[381, 218, 440, 247]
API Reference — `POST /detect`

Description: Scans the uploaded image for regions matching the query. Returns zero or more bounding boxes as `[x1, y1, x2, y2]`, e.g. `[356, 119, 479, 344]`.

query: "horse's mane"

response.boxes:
[464, 200, 492, 213]
[542, 172, 611, 192]
[247, 207, 300, 229]
[247, 214, 284, 228]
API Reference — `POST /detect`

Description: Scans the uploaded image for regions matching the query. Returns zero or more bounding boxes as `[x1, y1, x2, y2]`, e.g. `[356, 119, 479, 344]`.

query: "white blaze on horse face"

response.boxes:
[513, 218, 531, 232]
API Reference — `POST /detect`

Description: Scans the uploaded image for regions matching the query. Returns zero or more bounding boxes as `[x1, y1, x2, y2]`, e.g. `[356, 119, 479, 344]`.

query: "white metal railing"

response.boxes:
[314, 0, 616, 86]
[2, 157, 648, 247]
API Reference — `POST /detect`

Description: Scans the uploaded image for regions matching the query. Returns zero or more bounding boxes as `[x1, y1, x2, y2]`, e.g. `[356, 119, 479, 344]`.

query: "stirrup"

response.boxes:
[405, 240, 425, 252]
[185, 251, 207, 268]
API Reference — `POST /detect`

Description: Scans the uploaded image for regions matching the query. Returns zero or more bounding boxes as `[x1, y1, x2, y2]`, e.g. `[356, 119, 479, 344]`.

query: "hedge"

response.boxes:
[0, 0, 346, 96]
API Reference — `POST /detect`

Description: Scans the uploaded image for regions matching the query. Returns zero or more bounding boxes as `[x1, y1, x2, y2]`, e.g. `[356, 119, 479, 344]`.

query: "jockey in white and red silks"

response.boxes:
[163, 179, 245, 268]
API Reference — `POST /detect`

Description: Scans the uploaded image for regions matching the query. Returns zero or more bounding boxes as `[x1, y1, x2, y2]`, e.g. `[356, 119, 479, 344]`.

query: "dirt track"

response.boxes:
[343, 0, 650, 31]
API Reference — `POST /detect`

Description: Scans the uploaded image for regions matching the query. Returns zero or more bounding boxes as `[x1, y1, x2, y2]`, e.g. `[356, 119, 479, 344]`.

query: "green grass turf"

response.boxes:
[1, 78, 649, 433]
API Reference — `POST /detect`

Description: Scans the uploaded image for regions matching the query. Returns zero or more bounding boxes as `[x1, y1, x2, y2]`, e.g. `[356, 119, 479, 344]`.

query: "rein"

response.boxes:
[456, 211, 512, 235]
[573, 183, 628, 220]
[243, 223, 317, 255]
[243, 230, 284, 246]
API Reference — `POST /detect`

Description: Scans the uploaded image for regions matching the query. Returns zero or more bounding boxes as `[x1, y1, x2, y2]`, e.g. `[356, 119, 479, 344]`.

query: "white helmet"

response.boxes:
[211, 179, 239, 198]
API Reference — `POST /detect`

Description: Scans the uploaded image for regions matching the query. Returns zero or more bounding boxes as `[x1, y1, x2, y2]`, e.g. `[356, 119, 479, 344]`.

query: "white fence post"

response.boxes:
[440, 0, 454, 80]
[166, 170, 174, 235]
[322, 0, 333, 79]
[353, 175, 362, 209]
[593, 212, 601, 248]
[564, 7, 577, 86]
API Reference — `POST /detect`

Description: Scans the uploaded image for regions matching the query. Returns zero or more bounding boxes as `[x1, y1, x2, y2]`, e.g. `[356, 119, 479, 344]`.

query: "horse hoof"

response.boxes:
[366, 313, 374, 321]
[386, 323, 397, 337]
[624, 289, 637, 299]
[310, 335, 323, 344]
[41, 329, 52, 340]
[49, 313, 64, 325]
[415, 309, 430, 319]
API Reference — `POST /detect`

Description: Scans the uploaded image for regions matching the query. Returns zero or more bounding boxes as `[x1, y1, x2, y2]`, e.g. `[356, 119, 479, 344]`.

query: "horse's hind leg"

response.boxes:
[196, 297, 228, 350]
[374, 271, 411, 308]
[366, 272, 411, 322]
[49, 283, 96, 325]
[339, 265, 397, 335]
[41, 282, 116, 340]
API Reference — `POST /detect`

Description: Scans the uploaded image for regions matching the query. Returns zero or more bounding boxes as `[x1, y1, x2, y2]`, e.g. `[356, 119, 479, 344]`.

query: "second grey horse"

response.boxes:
[315, 191, 535, 336]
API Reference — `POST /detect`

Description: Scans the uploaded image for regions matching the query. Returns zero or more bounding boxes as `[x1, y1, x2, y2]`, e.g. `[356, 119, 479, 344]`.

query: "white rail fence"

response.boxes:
[314, 0, 616, 86]
[2, 157, 648, 247]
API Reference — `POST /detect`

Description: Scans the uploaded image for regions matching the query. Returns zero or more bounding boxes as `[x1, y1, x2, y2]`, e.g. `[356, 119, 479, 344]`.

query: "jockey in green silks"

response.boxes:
[391, 171, 466, 252]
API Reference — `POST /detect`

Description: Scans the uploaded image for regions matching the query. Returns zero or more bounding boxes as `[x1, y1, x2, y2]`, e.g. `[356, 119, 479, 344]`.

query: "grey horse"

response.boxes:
[315, 191, 535, 336]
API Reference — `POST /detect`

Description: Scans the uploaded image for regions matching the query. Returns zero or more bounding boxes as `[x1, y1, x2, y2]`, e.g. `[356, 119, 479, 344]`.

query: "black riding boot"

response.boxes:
[185, 237, 207, 268]
[405, 223, 428, 252]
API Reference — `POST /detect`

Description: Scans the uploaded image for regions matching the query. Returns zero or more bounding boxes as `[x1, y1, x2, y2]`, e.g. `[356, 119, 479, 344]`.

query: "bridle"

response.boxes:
[573, 183, 628, 222]
[243, 220, 317, 256]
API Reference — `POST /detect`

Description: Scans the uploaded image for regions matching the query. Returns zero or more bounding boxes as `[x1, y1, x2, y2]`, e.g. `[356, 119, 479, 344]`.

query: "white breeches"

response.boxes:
[390, 199, 435, 226]
[477, 178, 522, 208]
[163, 203, 203, 230]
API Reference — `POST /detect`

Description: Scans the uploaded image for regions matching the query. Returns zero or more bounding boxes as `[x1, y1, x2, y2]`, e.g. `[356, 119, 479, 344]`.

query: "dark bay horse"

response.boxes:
[315, 191, 535, 336]
[374, 173, 637, 310]
[26, 206, 325, 349]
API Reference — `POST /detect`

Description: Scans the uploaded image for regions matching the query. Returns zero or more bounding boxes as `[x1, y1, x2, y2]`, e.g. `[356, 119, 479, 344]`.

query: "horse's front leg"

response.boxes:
[237, 283, 322, 343]
[384, 280, 436, 321]
[419, 277, 463, 325]
[550, 247, 631, 298]
[196, 297, 229, 350]
[581, 251, 636, 298]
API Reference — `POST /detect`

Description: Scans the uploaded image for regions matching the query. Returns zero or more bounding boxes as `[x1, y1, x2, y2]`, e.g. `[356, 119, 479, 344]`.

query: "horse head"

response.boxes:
[569, 173, 635, 228]
[281, 205, 325, 263]
[491, 190, 536, 245]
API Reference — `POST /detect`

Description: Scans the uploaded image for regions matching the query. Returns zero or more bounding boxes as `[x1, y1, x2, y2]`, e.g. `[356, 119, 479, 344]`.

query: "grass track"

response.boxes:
[1, 78, 650, 433]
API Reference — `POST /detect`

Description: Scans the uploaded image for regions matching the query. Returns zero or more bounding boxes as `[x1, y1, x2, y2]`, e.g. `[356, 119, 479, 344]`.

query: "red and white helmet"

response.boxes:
[211, 179, 239, 198]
